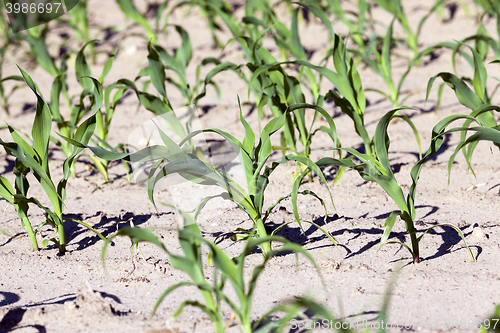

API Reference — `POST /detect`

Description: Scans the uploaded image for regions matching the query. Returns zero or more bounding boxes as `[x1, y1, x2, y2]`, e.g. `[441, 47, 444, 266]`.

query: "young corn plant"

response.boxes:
[348, 18, 424, 109]
[427, 48, 500, 179]
[241, 0, 282, 43]
[64, 0, 95, 63]
[102, 207, 322, 333]
[212, 1, 323, 103]
[0, 68, 105, 253]
[155, 103, 338, 252]
[181, 2, 339, 178]
[325, 0, 373, 53]
[172, 0, 230, 48]
[324, 0, 447, 109]
[115, 0, 157, 43]
[140, 26, 224, 110]
[293, 2, 422, 159]
[427, 44, 499, 138]
[316, 109, 475, 263]
[372, 0, 446, 60]
[206, 11, 342, 171]
[100, 48, 197, 179]
[241, 0, 322, 100]
[0, 14, 24, 115]
[73, 101, 337, 255]
[245, 47, 339, 164]
[47, 41, 118, 179]
[73, 41, 122, 181]
[19, 25, 60, 78]
[473, 0, 500, 42]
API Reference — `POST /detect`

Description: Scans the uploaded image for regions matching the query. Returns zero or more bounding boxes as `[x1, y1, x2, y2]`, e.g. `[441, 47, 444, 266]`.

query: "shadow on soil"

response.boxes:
[0, 308, 45, 333]
[0, 292, 20, 307]
[40, 211, 174, 253]
[0, 290, 128, 332]
[232, 210, 478, 263]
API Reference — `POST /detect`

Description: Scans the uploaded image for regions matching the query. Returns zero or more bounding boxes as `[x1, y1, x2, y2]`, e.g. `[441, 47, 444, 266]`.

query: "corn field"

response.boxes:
[0, 0, 500, 332]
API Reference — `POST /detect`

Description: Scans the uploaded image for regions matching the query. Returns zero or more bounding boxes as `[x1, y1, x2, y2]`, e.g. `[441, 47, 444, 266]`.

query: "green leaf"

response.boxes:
[147, 42, 167, 99]
[18, 67, 52, 172]
[75, 40, 96, 91]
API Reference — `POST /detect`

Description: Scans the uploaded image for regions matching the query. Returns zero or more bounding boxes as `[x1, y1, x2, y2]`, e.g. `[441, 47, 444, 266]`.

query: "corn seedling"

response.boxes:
[64, 0, 95, 63]
[449, 27, 500, 81]
[241, 0, 284, 44]
[212, 1, 323, 103]
[140, 26, 221, 109]
[74, 41, 120, 181]
[247, 5, 325, 102]
[172, 0, 231, 48]
[372, 0, 446, 60]
[155, 102, 338, 252]
[324, 0, 373, 55]
[246, 50, 337, 164]
[348, 18, 424, 109]
[19, 25, 60, 78]
[46, 41, 117, 179]
[426, 54, 500, 178]
[240, 0, 322, 101]
[0, 12, 24, 116]
[282, 2, 422, 161]
[206, 8, 341, 171]
[427, 44, 500, 142]
[115, 0, 157, 43]
[102, 206, 322, 333]
[187, 1, 339, 173]
[0, 68, 105, 253]
[474, 0, 500, 42]
[316, 108, 475, 263]
[332, 0, 446, 108]
[74, 99, 337, 255]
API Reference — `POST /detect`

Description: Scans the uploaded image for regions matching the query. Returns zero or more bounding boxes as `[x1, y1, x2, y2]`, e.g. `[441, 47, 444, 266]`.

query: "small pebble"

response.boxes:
[470, 227, 487, 241]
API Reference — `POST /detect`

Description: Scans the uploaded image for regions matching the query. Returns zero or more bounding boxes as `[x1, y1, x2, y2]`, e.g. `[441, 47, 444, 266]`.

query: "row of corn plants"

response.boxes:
[1, 0, 500, 331]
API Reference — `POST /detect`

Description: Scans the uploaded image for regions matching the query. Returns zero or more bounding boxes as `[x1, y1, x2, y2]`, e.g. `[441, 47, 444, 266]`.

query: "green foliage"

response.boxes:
[140, 26, 220, 108]
[115, 0, 156, 43]
[172, 0, 232, 48]
[102, 207, 321, 333]
[65, 0, 94, 63]
[19, 25, 59, 77]
[0, 13, 23, 115]
[372, 0, 445, 60]
[427, 43, 500, 163]
[0, 68, 105, 253]
[76, 100, 336, 255]
[324, 0, 372, 53]
[317, 109, 475, 263]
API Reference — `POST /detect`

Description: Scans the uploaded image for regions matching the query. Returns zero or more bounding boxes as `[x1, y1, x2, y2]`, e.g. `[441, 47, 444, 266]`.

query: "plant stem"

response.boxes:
[54, 205, 66, 253]
[254, 218, 271, 255]
[21, 216, 39, 251]
[57, 223, 66, 254]
[407, 224, 420, 263]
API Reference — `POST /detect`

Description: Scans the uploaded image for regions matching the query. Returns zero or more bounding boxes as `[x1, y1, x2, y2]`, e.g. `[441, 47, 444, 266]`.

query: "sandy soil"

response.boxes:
[1, 0, 500, 332]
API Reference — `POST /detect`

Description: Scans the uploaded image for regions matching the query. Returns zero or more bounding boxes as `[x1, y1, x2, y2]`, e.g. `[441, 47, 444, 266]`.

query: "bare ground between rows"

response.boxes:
[1, 0, 500, 331]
